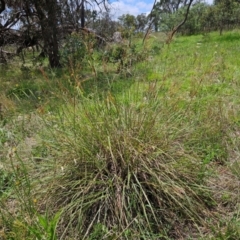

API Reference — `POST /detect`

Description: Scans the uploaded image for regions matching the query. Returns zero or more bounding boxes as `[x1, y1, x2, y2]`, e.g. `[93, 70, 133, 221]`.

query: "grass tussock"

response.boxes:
[0, 30, 240, 239]
[40, 89, 224, 239]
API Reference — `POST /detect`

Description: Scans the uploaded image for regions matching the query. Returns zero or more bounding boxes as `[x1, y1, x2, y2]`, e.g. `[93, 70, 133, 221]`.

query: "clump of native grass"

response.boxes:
[38, 79, 232, 239]
[0, 31, 236, 238]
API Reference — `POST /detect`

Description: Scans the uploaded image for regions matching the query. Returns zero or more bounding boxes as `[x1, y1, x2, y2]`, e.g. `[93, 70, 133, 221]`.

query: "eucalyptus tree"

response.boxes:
[160, 0, 190, 13]
[0, 0, 109, 68]
[94, 11, 119, 38]
[213, 0, 240, 34]
[150, 0, 196, 30]
[144, 0, 195, 43]
[136, 13, 148, 32]
[0, 0, 62, 67]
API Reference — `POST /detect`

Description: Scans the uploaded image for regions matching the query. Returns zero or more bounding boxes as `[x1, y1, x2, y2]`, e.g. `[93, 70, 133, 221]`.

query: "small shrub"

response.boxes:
[0, 128, 9, 147]
[6, 81, 40, 100]
[211, 215, 240, 239]
[0, 168, 14, 196]
[20, 65, 34, 79]
[60, 33, 87, 68]
[101, 43, 151, 73]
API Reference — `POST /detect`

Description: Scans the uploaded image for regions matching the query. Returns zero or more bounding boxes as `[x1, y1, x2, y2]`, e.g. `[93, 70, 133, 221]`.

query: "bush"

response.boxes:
[101, 42, 151, 73]
[6, 81, 40, 100]
[60, 33, 87, 68]
[0, 168, 14, 197]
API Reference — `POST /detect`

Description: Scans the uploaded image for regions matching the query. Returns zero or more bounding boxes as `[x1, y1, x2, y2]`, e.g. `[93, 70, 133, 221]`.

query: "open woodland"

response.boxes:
[0, 29, 239, 239]
[0, 0, 240, 239]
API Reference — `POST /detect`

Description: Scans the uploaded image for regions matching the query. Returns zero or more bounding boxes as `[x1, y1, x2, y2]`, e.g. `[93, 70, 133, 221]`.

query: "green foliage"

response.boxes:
[230, 161, 240, 179]
[212, 0, 240, 34]
[155, 1, 240, 35]
[118, 13, 148, 34]
[136, 13, 148, 32]
[27, 210, 62, 240]
[0, 127, 10, 147]
[211, 213, 240, 239]
[42, 89, 216, 238]
[6, 81, 40, 100]
[103, 44, 127, 63]
[101, 41, 155, 73]
[0, 30, 240, 239]
[182, 3, 212, 34]
[60, 33, 87, 68]
[20, 65, 33, 79]
[0, 168, 14, 196]
[88, 223, 109, 240]
[118, 14, 137, 32]
[31, 145, 49, 159]
[0, 153, 60, 239]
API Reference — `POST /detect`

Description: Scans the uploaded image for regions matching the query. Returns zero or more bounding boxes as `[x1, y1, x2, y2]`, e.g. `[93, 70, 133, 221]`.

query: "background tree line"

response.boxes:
[117, 0, 240, 35]
[1, 0, 240, 68]
[120, 0, 240, 35]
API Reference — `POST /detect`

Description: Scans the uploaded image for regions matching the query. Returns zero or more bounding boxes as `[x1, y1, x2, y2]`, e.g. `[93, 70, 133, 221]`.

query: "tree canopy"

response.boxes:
[0, 0, 110, 67]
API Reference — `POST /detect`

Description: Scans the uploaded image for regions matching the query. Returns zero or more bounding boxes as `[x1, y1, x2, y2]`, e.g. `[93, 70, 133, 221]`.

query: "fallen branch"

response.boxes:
[1, 50, 16, 57]
[80, 27, 107, 46]
[0, 50, 16, 64]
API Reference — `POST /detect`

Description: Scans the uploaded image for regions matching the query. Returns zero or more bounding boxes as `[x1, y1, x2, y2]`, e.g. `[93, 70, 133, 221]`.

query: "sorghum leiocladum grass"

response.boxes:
[43, 87, 219, 239]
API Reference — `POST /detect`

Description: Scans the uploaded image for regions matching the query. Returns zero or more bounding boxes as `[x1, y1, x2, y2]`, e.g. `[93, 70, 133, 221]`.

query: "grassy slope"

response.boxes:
[0, 30, 239, 239]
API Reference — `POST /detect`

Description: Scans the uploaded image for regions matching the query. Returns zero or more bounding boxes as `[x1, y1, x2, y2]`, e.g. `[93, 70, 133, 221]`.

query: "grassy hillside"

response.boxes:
[0, 30, 239, 239]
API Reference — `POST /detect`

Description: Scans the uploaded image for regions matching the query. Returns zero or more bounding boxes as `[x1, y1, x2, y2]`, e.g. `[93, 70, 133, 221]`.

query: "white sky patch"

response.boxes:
[110, 0, 154, 18]
[96, 0, 214, 20]
[108, 0, 214, 18]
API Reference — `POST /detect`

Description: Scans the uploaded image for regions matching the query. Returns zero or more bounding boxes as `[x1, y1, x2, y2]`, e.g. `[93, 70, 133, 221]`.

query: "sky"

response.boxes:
[110, 0, 155, 17]
[109, 0, 213, 18]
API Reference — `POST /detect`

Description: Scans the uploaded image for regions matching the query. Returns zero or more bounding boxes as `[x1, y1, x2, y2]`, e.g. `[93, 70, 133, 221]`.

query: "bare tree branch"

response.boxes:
[0, 0, 5, 15]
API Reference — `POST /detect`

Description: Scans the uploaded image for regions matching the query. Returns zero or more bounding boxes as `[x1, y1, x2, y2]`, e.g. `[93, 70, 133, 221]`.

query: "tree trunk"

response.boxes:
[34, 0, 61, 68]
[0, 0, 6, 14]
[81, 0, 85, 28]
[219, 22, 223, 35]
